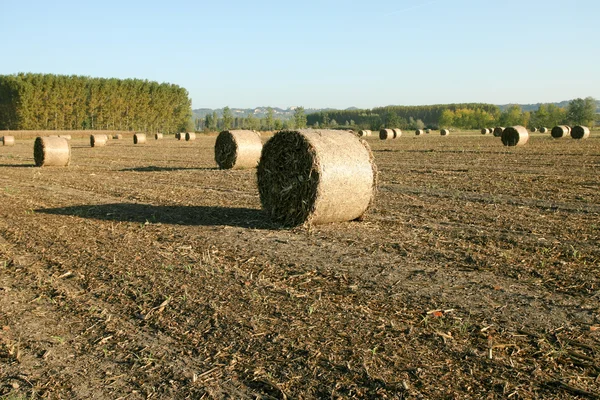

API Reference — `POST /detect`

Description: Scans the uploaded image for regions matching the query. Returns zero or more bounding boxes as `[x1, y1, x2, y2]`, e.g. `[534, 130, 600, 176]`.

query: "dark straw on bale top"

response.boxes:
[571, 125, 590, 139]
[214, 130, 263, 169]
[501, 126, 529, 146]
[34, 137, 70, 167]
[155, 133, 163, 140]
[493, 127, 504, 137]
[90, 134, 107, 147]
[551, 125, 570, 139]
[257, 129, 377, 226]
[2, 136, 15, 146]
[133, 133, 146, 144]
[379, 129, 394, 140]
[186, 132, 196, 141]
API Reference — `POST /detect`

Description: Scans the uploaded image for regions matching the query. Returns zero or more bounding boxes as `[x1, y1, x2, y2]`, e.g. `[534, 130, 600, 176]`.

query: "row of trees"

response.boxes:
[199, 106, 307, 131]
[0, 73, 192, 133]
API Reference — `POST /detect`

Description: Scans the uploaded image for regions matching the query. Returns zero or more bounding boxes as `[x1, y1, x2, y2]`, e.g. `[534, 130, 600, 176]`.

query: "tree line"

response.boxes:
[0, 73, 192, 133]
[198, 106, 307, 131]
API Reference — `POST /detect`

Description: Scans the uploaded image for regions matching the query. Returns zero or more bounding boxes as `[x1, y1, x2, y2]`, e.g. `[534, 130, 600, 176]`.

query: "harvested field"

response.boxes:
[0, 130, 599, 399]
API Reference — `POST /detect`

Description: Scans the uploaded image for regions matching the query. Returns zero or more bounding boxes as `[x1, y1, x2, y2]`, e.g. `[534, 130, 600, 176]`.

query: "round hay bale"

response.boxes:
[501, 125, 529, 146]
[551, 125, 570, 139]
[59, 134, 72, 140]
[493, 127, 504, 137]
[379, 129, 394, 140]
[257, 129, 377, 226]
[530, 127, 538, 133]
[113, 134, 123, 140]
[155, 133, 163, 140]
[425, 129, 430, 134]
[2, 136, 15, 146]
[440, 129, 450, 136]
[358, 129, 372, 137]
[393, 128, 402, 138]
[133, 133, 146, 144]
[481, 128, 490, 135]
[90, 134, 107, 147]
[215, 130, 263, 170]
[415, 129, 424, 136]
[571, 125, 590, 140]
[540, 127, 548, 134]
[185, 132, 196, 141]
[34, 137, 70, 167]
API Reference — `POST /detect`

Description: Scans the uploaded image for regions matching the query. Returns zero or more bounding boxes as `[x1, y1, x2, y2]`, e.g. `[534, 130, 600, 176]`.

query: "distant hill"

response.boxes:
[191, 106, 339, 120]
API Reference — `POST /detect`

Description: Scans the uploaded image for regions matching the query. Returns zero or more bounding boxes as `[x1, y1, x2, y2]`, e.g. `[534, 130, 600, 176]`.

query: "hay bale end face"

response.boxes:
[133, 133, 146, 144]
[90, 134, 107, 147]
[501, 125, 529, 146]
[155, 133, 163, 140]
[493, 127, 504, 137]
[1, 136, 15, 146]
[530, 127, 538, 133]
[185, 132, 196, 141]
[34, 137, 70, 167]
[481, 128, 489, 135]
[540, 127, 548, 134]
[257, 129, 377, 226]
[440, 129, 450, 136]
[571, 125, 590, 139]
[551, 125, 570, 139]
[214, 130, 263, 169]
[379, 129, 394, 140]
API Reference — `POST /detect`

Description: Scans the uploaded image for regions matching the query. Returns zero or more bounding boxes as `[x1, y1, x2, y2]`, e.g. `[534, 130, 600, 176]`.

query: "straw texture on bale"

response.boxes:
[493, 127, 504, 137]
[133, 133, 146, 144]
[379, 129, 394, 140]
[113, 134, 123, 140]
[571, 125, 590, 140]
[393, 129, 402, 138]
[90, 134, 107, 147]
[501, 126, 529, 146]
[440, 129, 450, 136]
[257, 129, 377, 226]
[155, 133, 163, 140]
[185, 132, 196, 141]
[214, 130, 263, 170]
[2, 136, 15, 146]
[540, 127, 548, 133]
[551, 125, 570, 139]
[34, 137, 71, 167]
[415, 129, 424, 136]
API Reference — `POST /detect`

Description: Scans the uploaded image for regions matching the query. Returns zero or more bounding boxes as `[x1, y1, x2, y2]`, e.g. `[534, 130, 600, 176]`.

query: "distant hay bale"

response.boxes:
[34, 137, 70, 167]
[501, 126, 529, 146]
[59, 135, 72, 140]
[425, 129, 431, 134]
[257, 129, 377, 226]
[493, 127, 504, 137]
[415, 129, 424, 136]
[214, 130, 263, 169]
[440, 129, 450, 136]
[90, 134, 107, 147]
[571, 125, 590, 139]
[155, 133, 163, 140]
[185, 132, 196, 141]
[379, 129, 394, 140]
[392, 128, 402, 138]
[481, 128, 490, 135]
[530, 127, 538, 133]
[551, 125, 570, 139]
[175, 132, 185, 140]
[113, 134, 123, 140]
[133, 133, 146, 144]
[358, 129, 372, 137]
[540, 127, 548, 133]
[1, 136, 15, 146]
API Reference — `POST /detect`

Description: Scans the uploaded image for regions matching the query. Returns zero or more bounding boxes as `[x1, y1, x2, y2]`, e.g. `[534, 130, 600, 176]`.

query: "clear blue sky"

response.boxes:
[1, 0, 598, 110]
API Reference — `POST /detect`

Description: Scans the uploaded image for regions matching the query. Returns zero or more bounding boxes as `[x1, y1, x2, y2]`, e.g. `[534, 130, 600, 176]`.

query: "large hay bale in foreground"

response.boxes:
[90, 134, 107, 147]
[379, 129, 394, 140]
[571, 125, 590, 139]
[257, 129, 377, 226]
[540, 127, 548, 134]
[155, 133, 163, 140]
[392, 128, 402, 138]
[34, 137, 70, 167]
[133, 133, 146, 144]
[493, 127, 504, 137]
[551, 125, 570, 139]
[185, 132, 196, 141]
[440, 129, 450, 136]
[1, 136, 15, 146]
[501, 126, 529, 146]
[415, 129, 424, 136]
[214, 130, 263, 169]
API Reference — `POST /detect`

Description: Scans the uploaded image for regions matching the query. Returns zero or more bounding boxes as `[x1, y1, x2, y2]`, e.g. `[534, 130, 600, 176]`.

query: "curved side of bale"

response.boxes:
[440, 129, 450, 136]
[2, 136, 15, 146]
[571, 125, 590, 139]
[393, 128, 402, 138]
[379, 129, 394, 140]
[501, 126, 529, 146]
[155, 133, 163, 140]
[257, 129, 377, 226]
[113, 134, 123, 140]
[551, 125, 569, 139]
[90, 134, 107, 147]
[540, 127, 548, 134]
[214, 130, 263, 169]
[493, 127, 504, 137]
[415, 129, 424, 136]
[186, 132, 196, 141]
[34, 137, 71, 167]
[133, 133, 147, 144]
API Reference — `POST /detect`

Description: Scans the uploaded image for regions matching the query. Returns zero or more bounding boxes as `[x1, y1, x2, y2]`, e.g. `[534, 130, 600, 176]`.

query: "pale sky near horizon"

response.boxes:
[1, 0, 598, 110]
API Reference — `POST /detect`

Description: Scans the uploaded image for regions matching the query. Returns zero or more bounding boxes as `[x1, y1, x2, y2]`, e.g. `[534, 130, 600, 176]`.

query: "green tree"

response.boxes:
[265, 107, 274, 130]
[222, 106, 233, 130]
[294, 106, 307, 128]
[567, 97, 596, 126]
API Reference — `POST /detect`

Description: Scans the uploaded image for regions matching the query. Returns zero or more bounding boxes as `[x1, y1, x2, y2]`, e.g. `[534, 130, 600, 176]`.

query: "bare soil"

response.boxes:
[0, 131, 599, 399]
